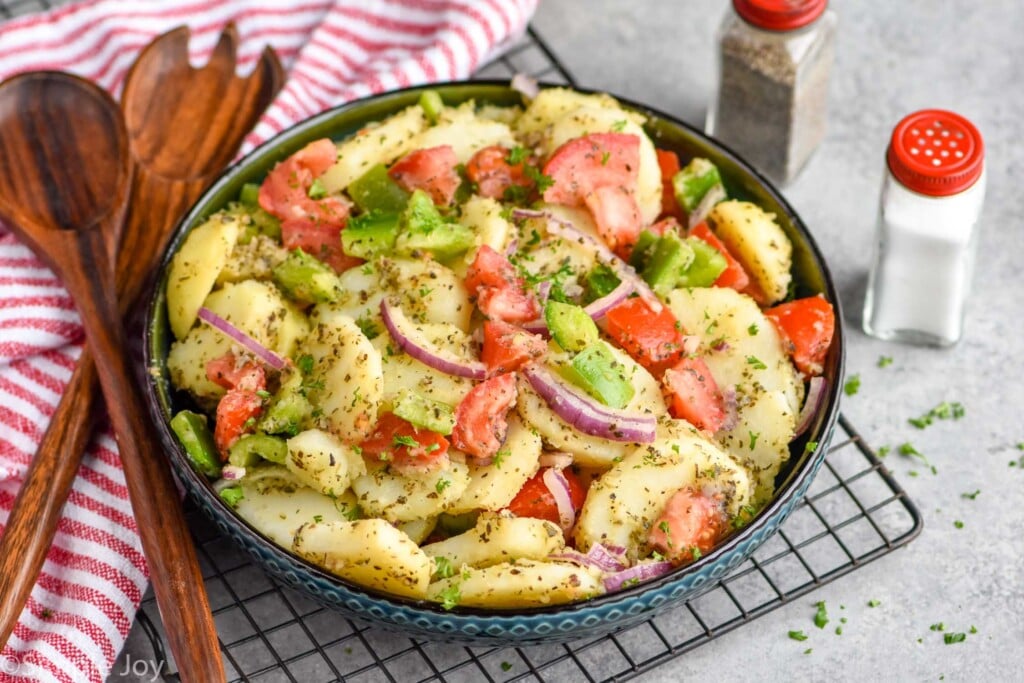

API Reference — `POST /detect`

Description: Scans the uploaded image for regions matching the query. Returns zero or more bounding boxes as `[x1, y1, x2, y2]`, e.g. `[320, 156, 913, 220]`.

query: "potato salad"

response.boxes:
[164, 86, 835, 609]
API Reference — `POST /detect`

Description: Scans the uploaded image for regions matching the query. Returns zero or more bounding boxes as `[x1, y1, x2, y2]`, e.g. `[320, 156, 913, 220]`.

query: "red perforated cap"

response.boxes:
[733, 0, 827, 31]
[887, 110, 984, 196]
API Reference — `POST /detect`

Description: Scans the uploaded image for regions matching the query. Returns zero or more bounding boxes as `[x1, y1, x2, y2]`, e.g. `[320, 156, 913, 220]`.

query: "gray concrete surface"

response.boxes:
[528, 0, 1024, 680]
[106, 0, 1023, 680]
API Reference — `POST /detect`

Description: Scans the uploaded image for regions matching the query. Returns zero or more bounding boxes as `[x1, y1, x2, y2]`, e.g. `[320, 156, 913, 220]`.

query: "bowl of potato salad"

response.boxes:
[142, 81, 843, 644]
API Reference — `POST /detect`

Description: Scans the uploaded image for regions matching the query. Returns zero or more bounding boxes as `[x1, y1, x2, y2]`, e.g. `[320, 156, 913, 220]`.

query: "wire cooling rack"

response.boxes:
[0, 6, 922, 679]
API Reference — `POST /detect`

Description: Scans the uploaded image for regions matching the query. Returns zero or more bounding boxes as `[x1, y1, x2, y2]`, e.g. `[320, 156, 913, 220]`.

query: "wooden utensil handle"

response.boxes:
[0, 354, 99, 646]
[64, 229, 224, 682]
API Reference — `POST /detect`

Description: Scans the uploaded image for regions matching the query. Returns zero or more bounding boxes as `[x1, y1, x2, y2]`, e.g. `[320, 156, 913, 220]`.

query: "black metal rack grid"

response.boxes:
[0, 7, 922, 680]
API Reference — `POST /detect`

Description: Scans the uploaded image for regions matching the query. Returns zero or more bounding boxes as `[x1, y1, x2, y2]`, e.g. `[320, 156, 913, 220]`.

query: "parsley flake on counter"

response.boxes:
[953, 520, 964, 529]
[944, 633, 966, 645]
[909, 401, 965, 429]
[843, 374, 861, 396]
[804, 648, 813, 655]
[877, 446, 890, 458]
[898, 442, 936, 473]
[814, 601, 829, 629]
[789, 630, 809, 641]
[930, 623, 945, 632]
[835, 626, 843, 635]
[501, 661, 513, 672]
[961, 490, 981, 500]
[877, 355, 893, 368]
[867, 599, 880, 608]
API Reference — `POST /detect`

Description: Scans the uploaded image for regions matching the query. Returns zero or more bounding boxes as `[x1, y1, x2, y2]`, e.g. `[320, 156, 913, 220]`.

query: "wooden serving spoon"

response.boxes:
[0, 71, 223, 680]
[0, 26, 282, 674]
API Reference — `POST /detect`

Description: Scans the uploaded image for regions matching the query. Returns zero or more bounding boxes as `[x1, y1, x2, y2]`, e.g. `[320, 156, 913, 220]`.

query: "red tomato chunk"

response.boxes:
[604, 297, 686, 376]
[662, 356, 728, 433]
[388, 145, 461, 207]
[451, 373, 518, 460]
[647, 487, 727, 565]
[464, 245, 540, 323]
[506, 467, 587, 526]
[360, 413, 450, 476]
[764, 295, 835, 376]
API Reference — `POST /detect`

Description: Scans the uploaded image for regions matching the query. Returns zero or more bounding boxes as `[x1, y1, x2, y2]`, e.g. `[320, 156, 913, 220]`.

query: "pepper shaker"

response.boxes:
[862, 110, 985, 347]
[706, 0, 837, 185]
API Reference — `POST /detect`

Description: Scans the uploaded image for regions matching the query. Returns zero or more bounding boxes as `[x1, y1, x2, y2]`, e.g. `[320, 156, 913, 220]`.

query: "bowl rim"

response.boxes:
[142, 79, 845, 621]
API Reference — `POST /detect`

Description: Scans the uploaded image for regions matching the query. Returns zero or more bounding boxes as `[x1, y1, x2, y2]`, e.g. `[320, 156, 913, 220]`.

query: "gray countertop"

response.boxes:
[529, 0, 1023, 680]
[110, 0, 1023, 680]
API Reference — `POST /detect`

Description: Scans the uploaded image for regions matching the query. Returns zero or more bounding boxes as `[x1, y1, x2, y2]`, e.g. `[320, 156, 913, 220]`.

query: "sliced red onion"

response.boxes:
[198, 307, 286, 371]
[221, 465, 246, 481]
[380, 299, 487, 380]
[510, 73, 540, 100]
[687, 183, 727, 230]
[603, 543, 627, 556]
[538, 451, 574, 470]
[586, 543, 628, 572]
[793, 375, 827, 438]
[711, 338, 731, 352]
[523, 364, 656, 443]
[504, 238, 518, 258]
[536, 279, 553, 304]
[583, 278, 633, 320]
[543, 467, 576, 532]
[602, 560, 674, 592]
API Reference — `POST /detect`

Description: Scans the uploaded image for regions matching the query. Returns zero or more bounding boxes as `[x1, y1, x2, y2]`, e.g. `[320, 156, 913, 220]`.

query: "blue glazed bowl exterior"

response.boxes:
[142, 82, 844, 646]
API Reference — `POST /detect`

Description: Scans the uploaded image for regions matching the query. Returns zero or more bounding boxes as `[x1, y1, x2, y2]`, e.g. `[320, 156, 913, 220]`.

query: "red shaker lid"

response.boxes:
[887, 110, 984, 196]
[732, 0, 827, 31]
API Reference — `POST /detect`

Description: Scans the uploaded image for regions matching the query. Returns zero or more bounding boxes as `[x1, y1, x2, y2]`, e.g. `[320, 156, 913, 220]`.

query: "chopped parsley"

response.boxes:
[307, 178, 327, 199]
[908, 401, 965, 429]
[297, 354, 314, 375]
[804, 648, 813, 655]
[867, 599, 880, 608]
[393, 434, 420, 448]
[500, 661, 513, 672]
[953, 520, 964, 529]
[355, 313, 381, 340]
[788, 630, 808, 641]
[748, 431, 760, 450]
[506, 145, 529, 165]
[524, 164, 554, 193]
[748, 323, 759, 336]
[814, 601, 829, 629]
[970, 625, 978, 634]
[877, 445, 891, 458]
[930, 622, 945, 632]
[746, 355, 767, 370]
[690, 546, 702, 560]
[438, 582, 461, 611]
[436, 478, 452, 494]
[433, 556, 455, 579]
[804, 440, 819, 455]
[493, 449, 510, 468]
[944, 632, 966, 645]
[313, 514, 323, 523]
[877, 355, 894, 368]
[898, 442, 936, 473]
[961, 490, 980, 500]
[611, 119, 628, 132]
[835, 626, 843, 635]
[843, 374, 861, 396]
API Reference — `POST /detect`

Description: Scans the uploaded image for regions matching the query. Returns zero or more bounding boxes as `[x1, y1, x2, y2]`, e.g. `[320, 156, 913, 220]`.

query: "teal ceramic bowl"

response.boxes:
[142, 82, 844, 645]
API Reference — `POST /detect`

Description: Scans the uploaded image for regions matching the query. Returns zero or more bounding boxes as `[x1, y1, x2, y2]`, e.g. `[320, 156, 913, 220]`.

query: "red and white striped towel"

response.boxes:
[0, 1, 537, 679]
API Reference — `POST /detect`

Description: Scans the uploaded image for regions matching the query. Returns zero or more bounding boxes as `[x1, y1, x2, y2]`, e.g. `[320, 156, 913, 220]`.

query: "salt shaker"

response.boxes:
[706, 0, 837, 185]
[863, 110, 985, 347]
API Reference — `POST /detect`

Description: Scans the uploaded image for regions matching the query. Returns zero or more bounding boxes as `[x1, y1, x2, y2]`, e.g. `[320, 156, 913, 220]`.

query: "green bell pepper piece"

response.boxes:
[419, 89, 445, 124]
[342, 211, 400, 259]
[642, 230, 695, 295]
[348, 163, 411, 214]
[672, 157, 724, 213]
[678, 237, 728, 287]
[395, 189, 473, 260]
[228, 433, 288, 467]
[169, 410, 222, 478]
[272, 248, 341, 303]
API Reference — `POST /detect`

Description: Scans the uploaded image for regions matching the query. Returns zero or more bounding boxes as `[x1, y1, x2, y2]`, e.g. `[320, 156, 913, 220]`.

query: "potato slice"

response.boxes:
[320, 104, 427, 194]
[409, 101, 517, 163]
[352, 460, 469, 523]
[293, 519, 432, 599]
[427, 559, 604, 608]
[516, 87, 641, 137]
[446, 416, 542, 514]
[707, 200, 793, 305]
[285, 428, 367, 497]
[421, 515, 564, 570]
[166, 212, 241, 340]
[573, 420, 753, 559]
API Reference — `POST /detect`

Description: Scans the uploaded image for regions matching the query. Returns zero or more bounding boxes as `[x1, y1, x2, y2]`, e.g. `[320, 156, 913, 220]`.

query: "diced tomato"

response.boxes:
[359, 412, 450, 476]
[464, 245, 540, 323]
[604, 297, 686, 376]
[542, 133, 640, 206]
[655, 148, 685, 222]
[206, 352, 267, 392]
[764, 295, 835, 376]
[481, 320, 547, 373]
[465, 145, 532, 199]
[258, 138, 350, 226]
[647, 487, 728, 565]
[388, 145, 461, 206]
[662, 356, 728, 433]
[451, 373, 518, 460]
[584, 184, 642, 251]
[281, 219, 361, 273]
[214, 390, 264, 456]
[506, 467, 587, 526]
[648, 217, 682, 237]
[688, 222, 750, 291]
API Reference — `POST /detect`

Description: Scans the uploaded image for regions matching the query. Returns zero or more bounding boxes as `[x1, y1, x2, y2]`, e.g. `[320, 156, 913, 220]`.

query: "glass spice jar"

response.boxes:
[863, 110, 986, 347]
[706, 0, 837, 185]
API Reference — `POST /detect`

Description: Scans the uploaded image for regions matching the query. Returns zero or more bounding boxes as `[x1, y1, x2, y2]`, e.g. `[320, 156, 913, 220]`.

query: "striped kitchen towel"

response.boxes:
[0, 0, 537, 680]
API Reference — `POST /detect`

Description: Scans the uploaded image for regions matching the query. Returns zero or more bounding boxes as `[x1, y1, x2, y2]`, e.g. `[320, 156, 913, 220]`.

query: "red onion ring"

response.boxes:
[520, 277, 634, 335]
[793, 375, 827, 437]
[221, 465, 246, 481]
[543, 467, 576, 532]
[602, 560, 674, 592]
[197, 307, 287, 371]
[522, 364, 657, 443]
[510, 73, 540, 100]
[538, 452, 574, 470]
[380, 299, 487, 380]
[586, 543, 628, 572]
